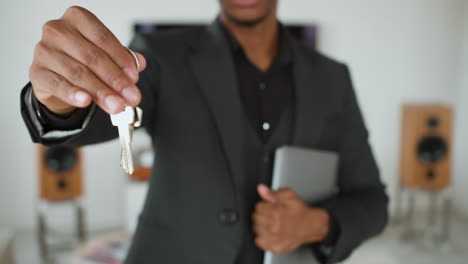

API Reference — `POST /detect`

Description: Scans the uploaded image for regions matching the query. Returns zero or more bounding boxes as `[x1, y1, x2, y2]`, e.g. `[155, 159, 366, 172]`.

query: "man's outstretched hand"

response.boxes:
[252, 184, 330, 255]
[30, 6, 147, 116]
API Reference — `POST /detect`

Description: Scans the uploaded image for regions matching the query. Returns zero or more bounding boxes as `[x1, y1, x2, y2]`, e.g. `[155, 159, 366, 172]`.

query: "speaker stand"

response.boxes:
[36, 199, 87, 264]
[393, 184, 453, 247]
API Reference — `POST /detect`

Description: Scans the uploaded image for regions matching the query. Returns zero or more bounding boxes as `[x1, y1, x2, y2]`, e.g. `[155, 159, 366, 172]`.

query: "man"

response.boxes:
[21, 0, 388, 263]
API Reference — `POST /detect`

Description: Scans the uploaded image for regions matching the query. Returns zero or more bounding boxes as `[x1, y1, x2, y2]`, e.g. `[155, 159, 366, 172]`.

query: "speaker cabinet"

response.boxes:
[399, 104, 453, 190]
[38, 145, 83, 201]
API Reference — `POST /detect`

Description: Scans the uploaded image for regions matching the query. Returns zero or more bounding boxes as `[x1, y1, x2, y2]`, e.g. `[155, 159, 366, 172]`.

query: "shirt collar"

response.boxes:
[216, 18, 293, 65]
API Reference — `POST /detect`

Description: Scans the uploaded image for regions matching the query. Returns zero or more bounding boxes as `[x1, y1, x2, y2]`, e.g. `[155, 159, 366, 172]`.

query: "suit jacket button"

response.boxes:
[218, 209, 239, 225]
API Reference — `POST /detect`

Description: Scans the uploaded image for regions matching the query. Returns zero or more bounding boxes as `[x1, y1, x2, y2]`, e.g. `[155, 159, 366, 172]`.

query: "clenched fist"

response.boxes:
[30, 6, 147, 116]
[252, 184, 330, 255]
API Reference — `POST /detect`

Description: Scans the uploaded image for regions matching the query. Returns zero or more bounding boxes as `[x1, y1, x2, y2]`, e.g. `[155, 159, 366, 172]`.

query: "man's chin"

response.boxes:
[225, 13, 268, 27]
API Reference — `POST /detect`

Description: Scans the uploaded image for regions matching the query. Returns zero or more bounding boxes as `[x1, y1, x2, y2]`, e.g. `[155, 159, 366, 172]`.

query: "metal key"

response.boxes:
[111, 106, 143, 174]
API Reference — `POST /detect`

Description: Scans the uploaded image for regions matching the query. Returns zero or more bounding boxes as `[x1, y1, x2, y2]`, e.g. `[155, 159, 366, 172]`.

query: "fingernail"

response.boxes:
[105, 94, 123, 113]
[259, 184, 269, 193]
[122, 86, 141, 104]
[123, 67, 138, 82]
[74, 91, 89, 105]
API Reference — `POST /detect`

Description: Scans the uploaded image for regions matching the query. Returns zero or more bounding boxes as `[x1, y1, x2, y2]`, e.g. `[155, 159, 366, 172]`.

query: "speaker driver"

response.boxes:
[417, 136, 447, 164]
[44, 146, 78, 173]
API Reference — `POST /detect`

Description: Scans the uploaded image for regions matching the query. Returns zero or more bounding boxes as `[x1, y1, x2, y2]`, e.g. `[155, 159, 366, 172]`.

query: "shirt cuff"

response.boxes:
[24, 85, 96, 140]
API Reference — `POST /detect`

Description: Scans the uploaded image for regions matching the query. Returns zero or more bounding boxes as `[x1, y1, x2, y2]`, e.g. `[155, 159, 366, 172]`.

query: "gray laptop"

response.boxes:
[264, 146, 338, 264]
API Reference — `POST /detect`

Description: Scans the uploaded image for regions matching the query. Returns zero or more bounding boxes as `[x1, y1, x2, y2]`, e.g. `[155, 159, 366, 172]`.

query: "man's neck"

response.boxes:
[221, 14, 279, 71]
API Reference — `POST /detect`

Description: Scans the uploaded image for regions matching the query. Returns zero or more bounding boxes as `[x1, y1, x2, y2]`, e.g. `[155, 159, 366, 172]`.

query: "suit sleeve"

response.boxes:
[316, 65, 389, 263]
[20, 33, 160, 148]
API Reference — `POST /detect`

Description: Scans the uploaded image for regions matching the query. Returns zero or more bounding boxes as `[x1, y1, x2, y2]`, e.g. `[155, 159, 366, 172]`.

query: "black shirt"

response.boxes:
[225, 26, 293, 143]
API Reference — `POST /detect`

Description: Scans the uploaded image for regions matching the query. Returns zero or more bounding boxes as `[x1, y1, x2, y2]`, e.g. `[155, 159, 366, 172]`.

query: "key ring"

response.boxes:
[127, 48, 140, 72]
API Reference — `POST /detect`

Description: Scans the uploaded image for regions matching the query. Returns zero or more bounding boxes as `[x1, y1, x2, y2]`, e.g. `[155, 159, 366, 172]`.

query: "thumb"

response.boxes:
[257, 184, 276, 203]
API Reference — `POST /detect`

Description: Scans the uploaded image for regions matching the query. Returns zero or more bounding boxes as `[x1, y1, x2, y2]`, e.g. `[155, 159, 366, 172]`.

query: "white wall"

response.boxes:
[453, 2, 468, 217]
[0, 0, 466, 230]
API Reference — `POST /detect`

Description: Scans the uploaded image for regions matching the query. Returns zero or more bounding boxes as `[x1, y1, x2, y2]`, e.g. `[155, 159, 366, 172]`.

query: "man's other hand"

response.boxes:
[252, 184, 330, 255]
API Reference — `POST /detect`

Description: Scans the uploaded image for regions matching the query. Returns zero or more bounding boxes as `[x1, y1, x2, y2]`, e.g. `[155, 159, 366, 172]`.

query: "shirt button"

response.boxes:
[262, 122, 270, 131]
[218, 208, 239, 225]
[259, 82, 266, 90]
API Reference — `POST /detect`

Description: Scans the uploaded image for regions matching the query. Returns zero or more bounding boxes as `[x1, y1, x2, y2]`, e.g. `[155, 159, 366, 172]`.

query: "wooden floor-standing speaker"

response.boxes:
[399, 104, 453, 190]
[38, 145, 83, 201]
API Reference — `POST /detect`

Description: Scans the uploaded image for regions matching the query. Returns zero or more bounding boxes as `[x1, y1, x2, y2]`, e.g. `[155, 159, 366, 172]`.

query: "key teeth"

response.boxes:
[120, 143, 134, 175]
[120, 150, 127, 173]
[121, 145, 132, 175]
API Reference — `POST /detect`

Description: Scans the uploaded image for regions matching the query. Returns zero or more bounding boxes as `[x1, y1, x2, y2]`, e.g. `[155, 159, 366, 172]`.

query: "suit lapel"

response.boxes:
[188, 22, 244, 199]
[290, 40, 331, 146]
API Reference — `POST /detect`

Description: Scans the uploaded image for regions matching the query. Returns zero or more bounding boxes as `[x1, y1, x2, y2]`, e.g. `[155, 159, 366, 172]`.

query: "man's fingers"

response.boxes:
[31, 66, 91, 109]
[252, 212, 275, 235]
[253, 205, 282, 235]
[255, 237, 294, 255]
[31, 6, 145, 115]
[254, 201, 276, 218]
[38, 48, 126, 114]
[274, 188, 298, 201]
[255, 236, 286, 253]
[39, 23, 141, 106]
[252, 212, 271, 225]
[133, 51, 147, 72]
[255, 236, 278, 251]
[252, 222, 270, 236]
[258, 184, 277, 203]
[253, 221, 281, 237]
[258, 185, 299, 206]
[63, 6, 141, 79]
[255, 237, 269, 251]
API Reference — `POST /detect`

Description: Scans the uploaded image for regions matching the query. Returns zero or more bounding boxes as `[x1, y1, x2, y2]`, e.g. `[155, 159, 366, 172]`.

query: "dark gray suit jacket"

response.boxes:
[21, 21, 388, 264]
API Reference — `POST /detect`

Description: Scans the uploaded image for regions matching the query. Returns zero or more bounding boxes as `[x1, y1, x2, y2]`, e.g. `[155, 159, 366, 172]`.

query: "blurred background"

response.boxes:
[0, 0, 467, 263]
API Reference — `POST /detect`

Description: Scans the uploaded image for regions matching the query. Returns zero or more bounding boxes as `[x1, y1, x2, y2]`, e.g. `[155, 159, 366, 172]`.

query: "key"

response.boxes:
[133, 107, 143, 128]
[111, 106, 143, 174]
[127, 106, 143, 150]
[111, 106, 138, 174]
[110, 48, 143, 174]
